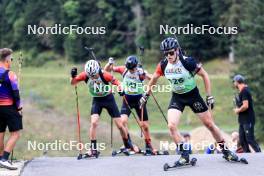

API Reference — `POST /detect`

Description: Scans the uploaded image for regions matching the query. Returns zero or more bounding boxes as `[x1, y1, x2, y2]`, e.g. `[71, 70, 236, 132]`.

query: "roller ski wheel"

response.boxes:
[112, 150, 117, 157]
[239, 158, 248, 164]
[77, 153, 83, 160]
[163, 157, 197, 171]
[163, 163, 169, 171]
[190, 158, 197, 166]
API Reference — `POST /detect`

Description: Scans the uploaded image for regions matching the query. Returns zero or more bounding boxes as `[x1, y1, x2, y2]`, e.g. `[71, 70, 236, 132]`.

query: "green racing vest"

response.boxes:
[160, 56, 200, 94]
[85, 70, 111, 97]
[122, 68, 145, 95]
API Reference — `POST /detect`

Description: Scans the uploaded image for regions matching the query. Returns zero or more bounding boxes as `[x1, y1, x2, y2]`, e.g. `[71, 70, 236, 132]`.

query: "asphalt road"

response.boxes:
[21, 153, 264, 176]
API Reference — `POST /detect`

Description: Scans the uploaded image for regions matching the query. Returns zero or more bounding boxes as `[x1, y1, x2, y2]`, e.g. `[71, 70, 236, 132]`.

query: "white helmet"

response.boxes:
[84, 60, 100, 76]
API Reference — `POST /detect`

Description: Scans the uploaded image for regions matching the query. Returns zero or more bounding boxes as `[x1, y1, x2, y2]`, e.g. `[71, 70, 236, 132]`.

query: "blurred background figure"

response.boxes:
[176, 132, 192, 155]
[233, 75, 261, 153]
[230, 131, 243, 153]
[205, 142, 222, 154]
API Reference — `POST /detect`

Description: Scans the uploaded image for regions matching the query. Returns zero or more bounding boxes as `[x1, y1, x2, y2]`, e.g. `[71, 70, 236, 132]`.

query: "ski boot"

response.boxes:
[218, 141, 248, 164]
[222, 149, 248, 164]
[83, 149, 100, 159]
[112, 144, 140, 156]
[175, 152, 190, 166]
[144, 142, 159, 155]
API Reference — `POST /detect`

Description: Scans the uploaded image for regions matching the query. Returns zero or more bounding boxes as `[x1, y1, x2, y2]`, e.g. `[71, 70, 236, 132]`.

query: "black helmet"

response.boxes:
[160, 37, 179, 51]
[125, 55, 138, 69]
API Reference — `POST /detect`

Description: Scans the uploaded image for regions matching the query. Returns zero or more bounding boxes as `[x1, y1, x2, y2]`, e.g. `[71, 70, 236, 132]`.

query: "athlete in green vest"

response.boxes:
[71, 60, 136, 157]
[105, 56, 157, 154]
[140, 37, 239, 165]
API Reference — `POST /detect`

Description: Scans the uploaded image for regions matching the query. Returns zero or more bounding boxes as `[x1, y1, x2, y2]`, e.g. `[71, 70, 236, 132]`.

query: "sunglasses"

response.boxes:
[164, 50, 175, 56]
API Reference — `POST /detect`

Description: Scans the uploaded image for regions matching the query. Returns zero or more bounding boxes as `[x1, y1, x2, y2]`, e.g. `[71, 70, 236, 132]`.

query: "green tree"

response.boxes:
[235, 0, 264, 141]
[177, 0, 215, 60]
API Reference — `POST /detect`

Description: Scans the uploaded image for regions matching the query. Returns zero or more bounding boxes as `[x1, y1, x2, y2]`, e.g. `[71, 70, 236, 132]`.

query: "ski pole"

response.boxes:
[84, 47, 98, 61]
[110, 64, 114, 148]
[138, 45, 145, 66]
[74, 86, 82, 159]
[140, 104, 144, 137]
[150, 92, 168, 124]
[123, 96, 145, 137]
[110, 117, 113, 148]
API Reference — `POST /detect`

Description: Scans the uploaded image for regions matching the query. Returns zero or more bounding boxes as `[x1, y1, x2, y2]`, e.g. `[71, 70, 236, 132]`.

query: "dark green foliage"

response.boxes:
[235, 0, 264, 141]
[0, 0, 248, 62]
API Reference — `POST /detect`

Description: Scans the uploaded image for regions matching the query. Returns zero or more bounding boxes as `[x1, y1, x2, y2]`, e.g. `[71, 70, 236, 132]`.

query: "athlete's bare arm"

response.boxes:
[145, 72, 153, 81]
[71, 72, 86, 85]
[104, 63, 113, 72]
[197, 67, 211, 96]
[146, 72, 160, 95]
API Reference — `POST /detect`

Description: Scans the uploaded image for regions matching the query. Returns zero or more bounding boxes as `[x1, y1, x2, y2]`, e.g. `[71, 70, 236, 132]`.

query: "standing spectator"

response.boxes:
[233, 74, 261, 153]
[0, 48, 23, 170]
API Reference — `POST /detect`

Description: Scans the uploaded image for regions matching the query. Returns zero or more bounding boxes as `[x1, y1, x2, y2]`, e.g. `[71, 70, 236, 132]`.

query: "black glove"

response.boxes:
[140, 93, 150, 108]
[206, 95, 215, 110]
[118, 90, 125, 96]
[71, 67, 77, 78]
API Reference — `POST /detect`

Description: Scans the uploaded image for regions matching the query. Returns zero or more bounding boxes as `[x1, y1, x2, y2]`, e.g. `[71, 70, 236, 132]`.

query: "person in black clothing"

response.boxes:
[233, 74, 261, 153]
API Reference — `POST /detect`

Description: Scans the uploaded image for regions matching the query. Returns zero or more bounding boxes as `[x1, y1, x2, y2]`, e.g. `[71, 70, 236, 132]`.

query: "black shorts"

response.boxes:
[0, 106, 23, 132]
[91, 94, 120, 118]
[168, 87, 208, 113]
[121, 94, 148, 121]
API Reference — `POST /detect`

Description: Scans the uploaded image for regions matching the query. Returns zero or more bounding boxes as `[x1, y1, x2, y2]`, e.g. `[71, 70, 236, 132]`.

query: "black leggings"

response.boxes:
[239, 123, 261, 152]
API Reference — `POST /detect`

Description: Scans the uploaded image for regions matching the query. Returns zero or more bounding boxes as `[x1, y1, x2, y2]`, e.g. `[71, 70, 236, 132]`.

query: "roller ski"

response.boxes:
[142, 149, 169, 156]
[142, 144, 169, 156]
[164, 157, 197, 171]
[222, 149, 248, 164]
[164, 143, 196, 171]
[112, 145, 140, 157]
[77, 150, 100, 160]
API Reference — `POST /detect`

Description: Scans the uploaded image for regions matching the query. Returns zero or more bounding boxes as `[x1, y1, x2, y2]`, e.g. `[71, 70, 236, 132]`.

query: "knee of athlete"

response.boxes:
[121, 118, 128, 126]
[142, 122, 149, 130]
[168, 123, 177, 133]
[11, 131, 21, 140]
[114, 119, 123, 130]
[91, 121, 98, 129]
